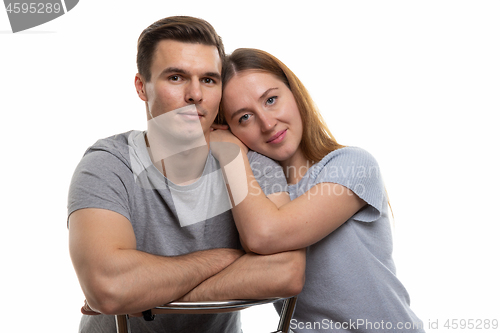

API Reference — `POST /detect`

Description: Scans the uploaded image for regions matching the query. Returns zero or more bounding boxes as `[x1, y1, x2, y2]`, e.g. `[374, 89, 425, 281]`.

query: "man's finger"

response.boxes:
[81, 300, 101, 315]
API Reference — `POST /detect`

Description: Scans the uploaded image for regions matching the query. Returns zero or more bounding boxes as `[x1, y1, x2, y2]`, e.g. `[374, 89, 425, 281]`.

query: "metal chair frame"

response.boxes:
[115, 296, 297, 333]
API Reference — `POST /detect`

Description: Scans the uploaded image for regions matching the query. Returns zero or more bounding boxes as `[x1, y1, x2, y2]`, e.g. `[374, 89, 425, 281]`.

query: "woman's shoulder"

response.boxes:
[312, 146, 386, 223]
[302, 146, 383, 192]
[315, 146, 380, 173]
[247, 149, 283, 169]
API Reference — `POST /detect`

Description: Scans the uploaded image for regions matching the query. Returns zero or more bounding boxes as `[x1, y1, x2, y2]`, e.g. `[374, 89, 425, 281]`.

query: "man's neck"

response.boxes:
[145, 133, 210, 185]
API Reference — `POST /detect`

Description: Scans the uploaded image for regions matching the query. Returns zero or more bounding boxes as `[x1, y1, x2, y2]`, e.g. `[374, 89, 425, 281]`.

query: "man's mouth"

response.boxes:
[266, 129, 287, 144]
[176, 105, 204, 119]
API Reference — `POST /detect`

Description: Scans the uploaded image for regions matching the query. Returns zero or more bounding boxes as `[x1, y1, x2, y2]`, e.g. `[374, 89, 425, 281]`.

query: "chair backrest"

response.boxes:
[115, 296, 298, 333]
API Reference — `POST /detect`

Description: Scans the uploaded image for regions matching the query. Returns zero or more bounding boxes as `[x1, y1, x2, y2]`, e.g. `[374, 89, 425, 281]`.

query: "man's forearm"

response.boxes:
[69, 208, 245, 315]
[81, 247, 243, 315]
[178, 249, 306, 302]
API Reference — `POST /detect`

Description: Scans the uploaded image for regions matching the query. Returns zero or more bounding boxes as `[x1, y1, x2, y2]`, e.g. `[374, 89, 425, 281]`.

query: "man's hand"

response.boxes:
[81, 299, 146, 317]
[81, 299, 100, 315]
[70, 208, 245, 315]
[175, 249, 306, 302]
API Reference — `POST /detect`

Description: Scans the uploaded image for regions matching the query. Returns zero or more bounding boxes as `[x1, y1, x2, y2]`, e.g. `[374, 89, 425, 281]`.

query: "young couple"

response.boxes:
[68, 15, 423, 333]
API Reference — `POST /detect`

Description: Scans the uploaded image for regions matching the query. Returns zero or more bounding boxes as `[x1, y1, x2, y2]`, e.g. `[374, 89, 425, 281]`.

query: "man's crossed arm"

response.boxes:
[69, 206, 305, 316]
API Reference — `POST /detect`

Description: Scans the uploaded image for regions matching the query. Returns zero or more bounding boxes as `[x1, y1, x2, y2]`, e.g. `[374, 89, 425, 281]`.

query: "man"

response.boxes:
[68, 16, 305, 332]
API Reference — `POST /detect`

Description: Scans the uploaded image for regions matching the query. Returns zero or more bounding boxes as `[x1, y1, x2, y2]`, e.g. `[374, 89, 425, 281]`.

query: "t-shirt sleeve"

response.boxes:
[247, 150, 288, 196]
[313, 147, 386, 223]
[67, 150, 132, 224]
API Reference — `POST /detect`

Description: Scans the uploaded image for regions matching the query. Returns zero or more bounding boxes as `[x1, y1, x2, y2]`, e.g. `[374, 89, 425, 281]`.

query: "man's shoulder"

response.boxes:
[85, 130, 137, 153]
[83, 130, 142, 163]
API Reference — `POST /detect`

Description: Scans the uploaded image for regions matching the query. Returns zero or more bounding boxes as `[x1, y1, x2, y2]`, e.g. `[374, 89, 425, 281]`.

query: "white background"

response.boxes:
[1, 1, 499, 332]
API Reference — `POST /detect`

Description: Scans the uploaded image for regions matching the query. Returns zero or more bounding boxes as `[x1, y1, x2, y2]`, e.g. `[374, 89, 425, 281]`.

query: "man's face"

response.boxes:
[136, 40, 222, 138]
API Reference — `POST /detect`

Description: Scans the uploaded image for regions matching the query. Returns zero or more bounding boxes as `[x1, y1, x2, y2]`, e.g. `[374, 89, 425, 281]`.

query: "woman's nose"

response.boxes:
[259, 113, 277, 132]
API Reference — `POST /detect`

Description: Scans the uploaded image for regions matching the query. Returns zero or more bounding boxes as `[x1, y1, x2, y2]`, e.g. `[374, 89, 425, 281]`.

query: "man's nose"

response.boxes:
[185, 79, 203, 103]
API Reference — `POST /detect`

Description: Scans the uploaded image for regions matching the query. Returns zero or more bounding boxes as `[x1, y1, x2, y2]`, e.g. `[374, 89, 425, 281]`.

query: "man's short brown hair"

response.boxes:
[137, 16, 225, 82]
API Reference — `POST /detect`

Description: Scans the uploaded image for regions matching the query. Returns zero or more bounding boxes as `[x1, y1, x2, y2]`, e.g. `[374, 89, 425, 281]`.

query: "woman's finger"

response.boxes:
[211, 123, 229, 130]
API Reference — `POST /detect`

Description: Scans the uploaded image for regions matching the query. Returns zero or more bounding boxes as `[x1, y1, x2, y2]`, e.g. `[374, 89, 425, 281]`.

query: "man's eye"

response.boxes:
[238, 114, 250, 123]
[169, 75, 180, 81]
[203, 78, 215, 84]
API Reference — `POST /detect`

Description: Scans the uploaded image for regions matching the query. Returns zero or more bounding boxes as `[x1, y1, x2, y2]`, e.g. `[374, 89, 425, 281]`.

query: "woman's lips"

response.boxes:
[267, 129, 287, 144]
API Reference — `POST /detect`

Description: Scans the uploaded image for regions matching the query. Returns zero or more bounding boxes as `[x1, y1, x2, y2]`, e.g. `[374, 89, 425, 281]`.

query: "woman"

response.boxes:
[212, 48, 424, 332]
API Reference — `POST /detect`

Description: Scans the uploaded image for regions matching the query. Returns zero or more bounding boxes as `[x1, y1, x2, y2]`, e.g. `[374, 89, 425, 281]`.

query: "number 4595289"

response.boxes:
[444, 319, 498, 330]
[6, 3, 62, 14]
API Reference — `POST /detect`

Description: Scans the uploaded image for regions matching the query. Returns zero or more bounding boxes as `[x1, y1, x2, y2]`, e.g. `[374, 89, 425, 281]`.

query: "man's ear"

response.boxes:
[135, 74, 148, 102]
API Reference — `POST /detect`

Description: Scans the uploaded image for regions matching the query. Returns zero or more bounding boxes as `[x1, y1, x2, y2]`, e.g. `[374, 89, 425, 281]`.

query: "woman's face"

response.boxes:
[222, 71, 303, 165]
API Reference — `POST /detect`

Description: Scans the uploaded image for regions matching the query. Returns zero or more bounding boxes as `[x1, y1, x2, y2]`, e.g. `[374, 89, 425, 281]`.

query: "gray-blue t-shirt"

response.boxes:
[276, 147, 424, 333]
[67, 130, 287, 333]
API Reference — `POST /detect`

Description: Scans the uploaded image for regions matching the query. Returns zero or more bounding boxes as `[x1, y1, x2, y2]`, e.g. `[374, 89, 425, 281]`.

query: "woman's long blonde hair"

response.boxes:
[220, 49, 394, 219]
[219, 48, 343, 163]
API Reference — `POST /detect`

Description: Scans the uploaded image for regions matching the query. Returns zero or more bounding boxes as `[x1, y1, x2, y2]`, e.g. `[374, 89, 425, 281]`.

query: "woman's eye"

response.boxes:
[266, 96, 277, 105]
[238, 114, 251, 124]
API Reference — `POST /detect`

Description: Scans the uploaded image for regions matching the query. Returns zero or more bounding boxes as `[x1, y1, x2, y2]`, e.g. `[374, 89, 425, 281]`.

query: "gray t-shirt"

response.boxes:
[67, 130, 287, 333]
[276, 147, 424, 333]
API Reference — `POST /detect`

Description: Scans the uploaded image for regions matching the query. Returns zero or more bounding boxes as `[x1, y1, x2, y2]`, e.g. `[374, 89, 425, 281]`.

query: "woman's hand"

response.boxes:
[210, 123, 229, 131]
[210, 128, 248, 155]
[210, 130, 247, 168]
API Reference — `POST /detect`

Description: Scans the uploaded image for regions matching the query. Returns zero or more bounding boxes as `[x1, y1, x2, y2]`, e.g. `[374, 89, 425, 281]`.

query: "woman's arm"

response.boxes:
[211, 130, 366, 255]
[242, 182, 366, 254]
[176, 190, 306, 302]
